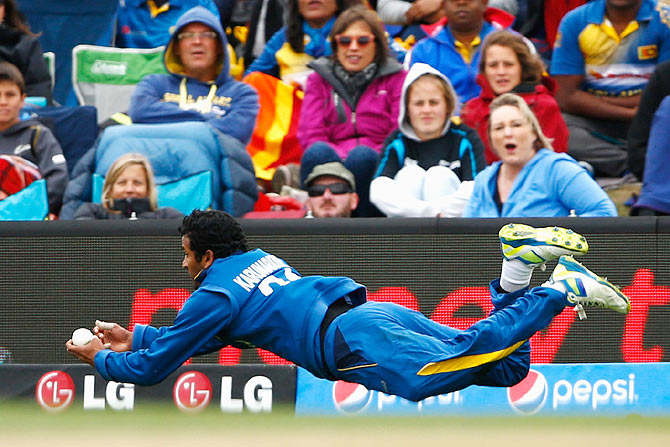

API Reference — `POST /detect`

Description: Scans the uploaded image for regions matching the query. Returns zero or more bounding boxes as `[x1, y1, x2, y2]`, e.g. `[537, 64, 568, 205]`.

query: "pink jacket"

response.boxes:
[461, 74, 569, 165]
[298, 57, 407, 158]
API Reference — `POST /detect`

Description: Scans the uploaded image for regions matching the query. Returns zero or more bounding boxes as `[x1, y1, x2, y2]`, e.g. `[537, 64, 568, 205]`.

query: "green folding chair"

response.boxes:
[43, 51, 55, 91]
[71, 45, 166, 123]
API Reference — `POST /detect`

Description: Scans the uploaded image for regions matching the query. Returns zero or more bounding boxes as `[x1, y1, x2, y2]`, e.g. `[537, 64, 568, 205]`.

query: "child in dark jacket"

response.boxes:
[370, 63, 486, 217]
[0, 62, 68, 217]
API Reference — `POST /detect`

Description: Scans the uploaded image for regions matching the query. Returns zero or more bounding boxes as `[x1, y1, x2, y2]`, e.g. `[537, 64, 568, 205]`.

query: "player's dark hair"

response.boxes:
[0, 62, 26, 94]
[179, 210, 249, 261]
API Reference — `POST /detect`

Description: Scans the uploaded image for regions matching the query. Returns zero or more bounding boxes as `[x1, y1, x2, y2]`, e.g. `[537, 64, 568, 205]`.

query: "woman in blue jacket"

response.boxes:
[463, 93, 616, 217]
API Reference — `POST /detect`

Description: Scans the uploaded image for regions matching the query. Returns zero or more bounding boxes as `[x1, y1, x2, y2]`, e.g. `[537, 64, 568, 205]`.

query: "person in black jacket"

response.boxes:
[627, 61, 670, 182]
[0, 0, 52, 104]
[74, 153, 183, 220]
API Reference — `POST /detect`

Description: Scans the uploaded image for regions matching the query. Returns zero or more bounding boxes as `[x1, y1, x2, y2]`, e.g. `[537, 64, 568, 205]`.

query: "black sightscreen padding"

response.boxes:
[1, 217, 668, 365]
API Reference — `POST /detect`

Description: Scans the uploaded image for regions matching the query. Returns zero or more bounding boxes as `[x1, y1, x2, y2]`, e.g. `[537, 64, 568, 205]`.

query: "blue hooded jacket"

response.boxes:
[128, 6, 259, 145]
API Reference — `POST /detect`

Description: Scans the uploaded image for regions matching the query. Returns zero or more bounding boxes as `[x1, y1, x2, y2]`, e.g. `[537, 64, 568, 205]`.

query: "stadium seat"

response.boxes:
[91, 171, 213, 216]
[43, 52, 55, 91]
[71, 45, 166, 123]
[25, 105, 99, 177]
[60, 122, 258, 219]
[0, 180, 49, 221]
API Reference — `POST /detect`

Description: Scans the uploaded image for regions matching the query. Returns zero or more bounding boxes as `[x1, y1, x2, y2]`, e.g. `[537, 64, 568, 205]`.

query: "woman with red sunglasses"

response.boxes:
[298, 5, 407, 217]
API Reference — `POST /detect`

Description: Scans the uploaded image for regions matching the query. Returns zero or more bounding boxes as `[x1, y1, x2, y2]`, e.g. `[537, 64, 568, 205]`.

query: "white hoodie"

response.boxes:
[370, 63, 474, 218]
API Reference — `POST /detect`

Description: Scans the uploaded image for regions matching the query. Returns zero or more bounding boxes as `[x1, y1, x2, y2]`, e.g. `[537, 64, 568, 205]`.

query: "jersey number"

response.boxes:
[258, 268, 301, 296]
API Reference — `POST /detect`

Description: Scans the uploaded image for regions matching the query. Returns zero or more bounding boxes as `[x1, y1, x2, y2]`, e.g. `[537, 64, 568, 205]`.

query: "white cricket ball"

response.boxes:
[72, 328, 94, 346]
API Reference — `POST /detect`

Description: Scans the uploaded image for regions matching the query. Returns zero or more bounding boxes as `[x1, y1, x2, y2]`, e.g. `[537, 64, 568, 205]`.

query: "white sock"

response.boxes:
[500, 259, 535, 292]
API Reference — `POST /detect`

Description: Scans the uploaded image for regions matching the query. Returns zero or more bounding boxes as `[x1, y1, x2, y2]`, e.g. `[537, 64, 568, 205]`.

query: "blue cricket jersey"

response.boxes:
[94, 249, 366, 385]
[550, 0, 670, 96]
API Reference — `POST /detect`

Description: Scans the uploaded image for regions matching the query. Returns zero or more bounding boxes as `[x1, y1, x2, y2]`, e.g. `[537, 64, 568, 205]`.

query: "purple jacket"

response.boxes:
[298, 57, 407, 158]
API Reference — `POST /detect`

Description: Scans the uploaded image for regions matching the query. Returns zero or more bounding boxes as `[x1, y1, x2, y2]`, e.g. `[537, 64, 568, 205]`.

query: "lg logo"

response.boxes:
[173, 371, 212, 412]
[35, 371, 135, 411]
[171, 372, 274, 413]
[35, 371, 75, 412]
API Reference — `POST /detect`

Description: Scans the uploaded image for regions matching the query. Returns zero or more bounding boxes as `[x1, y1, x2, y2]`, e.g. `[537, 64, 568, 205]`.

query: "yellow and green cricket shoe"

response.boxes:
[499, 223, 588, 268]
[549, 255, 631, 319]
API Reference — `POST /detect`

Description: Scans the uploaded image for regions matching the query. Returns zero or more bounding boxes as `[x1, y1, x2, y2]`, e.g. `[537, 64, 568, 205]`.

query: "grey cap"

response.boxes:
[304, 162, 356, 190]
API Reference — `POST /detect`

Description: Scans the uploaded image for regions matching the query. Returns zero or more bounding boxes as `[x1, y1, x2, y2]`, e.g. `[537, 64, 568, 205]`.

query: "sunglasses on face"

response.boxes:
[335, 34, 374, 48]
[307, 182, 352, 197]
[177, 31, 218, 41]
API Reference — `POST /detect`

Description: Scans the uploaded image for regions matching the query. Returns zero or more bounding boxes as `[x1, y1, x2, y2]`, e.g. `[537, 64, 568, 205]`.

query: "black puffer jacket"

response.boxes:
[0, 24, 52, 104]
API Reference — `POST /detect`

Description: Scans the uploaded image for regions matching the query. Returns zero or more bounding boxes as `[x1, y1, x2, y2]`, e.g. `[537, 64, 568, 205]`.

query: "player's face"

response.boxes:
[298, 0, 338, 28]
[0, 81, 25, 131]
[443, 0, 488, 33]
[484, 44, 522, 95]
[489, 104, 537, 168]
[335, 21, 376, 73]
[110, 164, 148, 200]
[181, 235, 209, 281]
[175, 22, 221, 82]
[306, 176, 358, 218]
[407, 76, 450, 141]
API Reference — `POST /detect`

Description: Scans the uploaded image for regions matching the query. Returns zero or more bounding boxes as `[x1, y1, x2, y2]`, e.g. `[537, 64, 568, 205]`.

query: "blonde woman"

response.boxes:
[74, 153, 183, 220]
[463, 93, 616, 217]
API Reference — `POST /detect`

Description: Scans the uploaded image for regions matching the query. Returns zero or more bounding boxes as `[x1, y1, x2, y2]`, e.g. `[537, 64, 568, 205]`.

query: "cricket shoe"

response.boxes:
[547, 255, 630, 320]
[499, 223, 588, 270]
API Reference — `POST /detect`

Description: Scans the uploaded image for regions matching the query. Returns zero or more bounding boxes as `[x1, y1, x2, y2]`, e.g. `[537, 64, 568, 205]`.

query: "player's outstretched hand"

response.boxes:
[93, 320, 133, 352]
[66, 336, 103, 366]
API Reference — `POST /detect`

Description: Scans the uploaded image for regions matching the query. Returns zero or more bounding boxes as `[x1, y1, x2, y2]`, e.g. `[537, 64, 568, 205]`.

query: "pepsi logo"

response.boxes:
[332, 381, 373, 413]
[507, 369, 548, 415]
[35, 370, 75, 412]
[173, 371, 212, 412]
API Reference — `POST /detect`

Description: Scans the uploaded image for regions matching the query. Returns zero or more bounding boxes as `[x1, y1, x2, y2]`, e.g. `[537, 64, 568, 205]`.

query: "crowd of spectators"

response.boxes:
[3, 0, 670, 220]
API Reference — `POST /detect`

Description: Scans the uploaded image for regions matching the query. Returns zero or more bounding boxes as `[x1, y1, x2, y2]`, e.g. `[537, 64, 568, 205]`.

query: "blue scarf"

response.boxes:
[303, 17, 335, 58]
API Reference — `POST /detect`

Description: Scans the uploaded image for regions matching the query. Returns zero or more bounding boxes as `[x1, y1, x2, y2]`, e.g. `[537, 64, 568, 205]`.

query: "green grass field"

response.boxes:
[2, 401, 670, 447]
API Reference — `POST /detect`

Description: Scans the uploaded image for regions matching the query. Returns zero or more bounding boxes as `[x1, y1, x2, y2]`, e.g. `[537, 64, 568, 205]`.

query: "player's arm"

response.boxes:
[66, 320, 133, 365]
[70, 290, 232, 385]
[553, 74, 638, 121]
[94, 320, 132, 351]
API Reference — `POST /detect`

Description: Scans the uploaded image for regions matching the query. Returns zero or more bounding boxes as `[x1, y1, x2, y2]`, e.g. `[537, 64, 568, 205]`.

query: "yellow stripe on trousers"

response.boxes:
[417, 339, 527, 376]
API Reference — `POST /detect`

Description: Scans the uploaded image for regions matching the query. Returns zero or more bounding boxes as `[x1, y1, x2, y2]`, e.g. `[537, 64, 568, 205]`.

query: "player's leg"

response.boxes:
[322, 302, 470, 401]
[473, 340, 531, 387]
[324, 297, 555, 401]
[498, 223, 588, 293]
[415, 258, 630, 389]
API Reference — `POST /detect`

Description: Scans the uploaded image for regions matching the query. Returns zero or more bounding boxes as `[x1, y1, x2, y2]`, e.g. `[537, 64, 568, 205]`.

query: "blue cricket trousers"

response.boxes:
[322, 280, 568, 401]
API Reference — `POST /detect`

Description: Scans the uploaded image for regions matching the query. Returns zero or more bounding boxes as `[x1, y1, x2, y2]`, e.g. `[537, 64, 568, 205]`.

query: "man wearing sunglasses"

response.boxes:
[304, 162, 359, 218]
